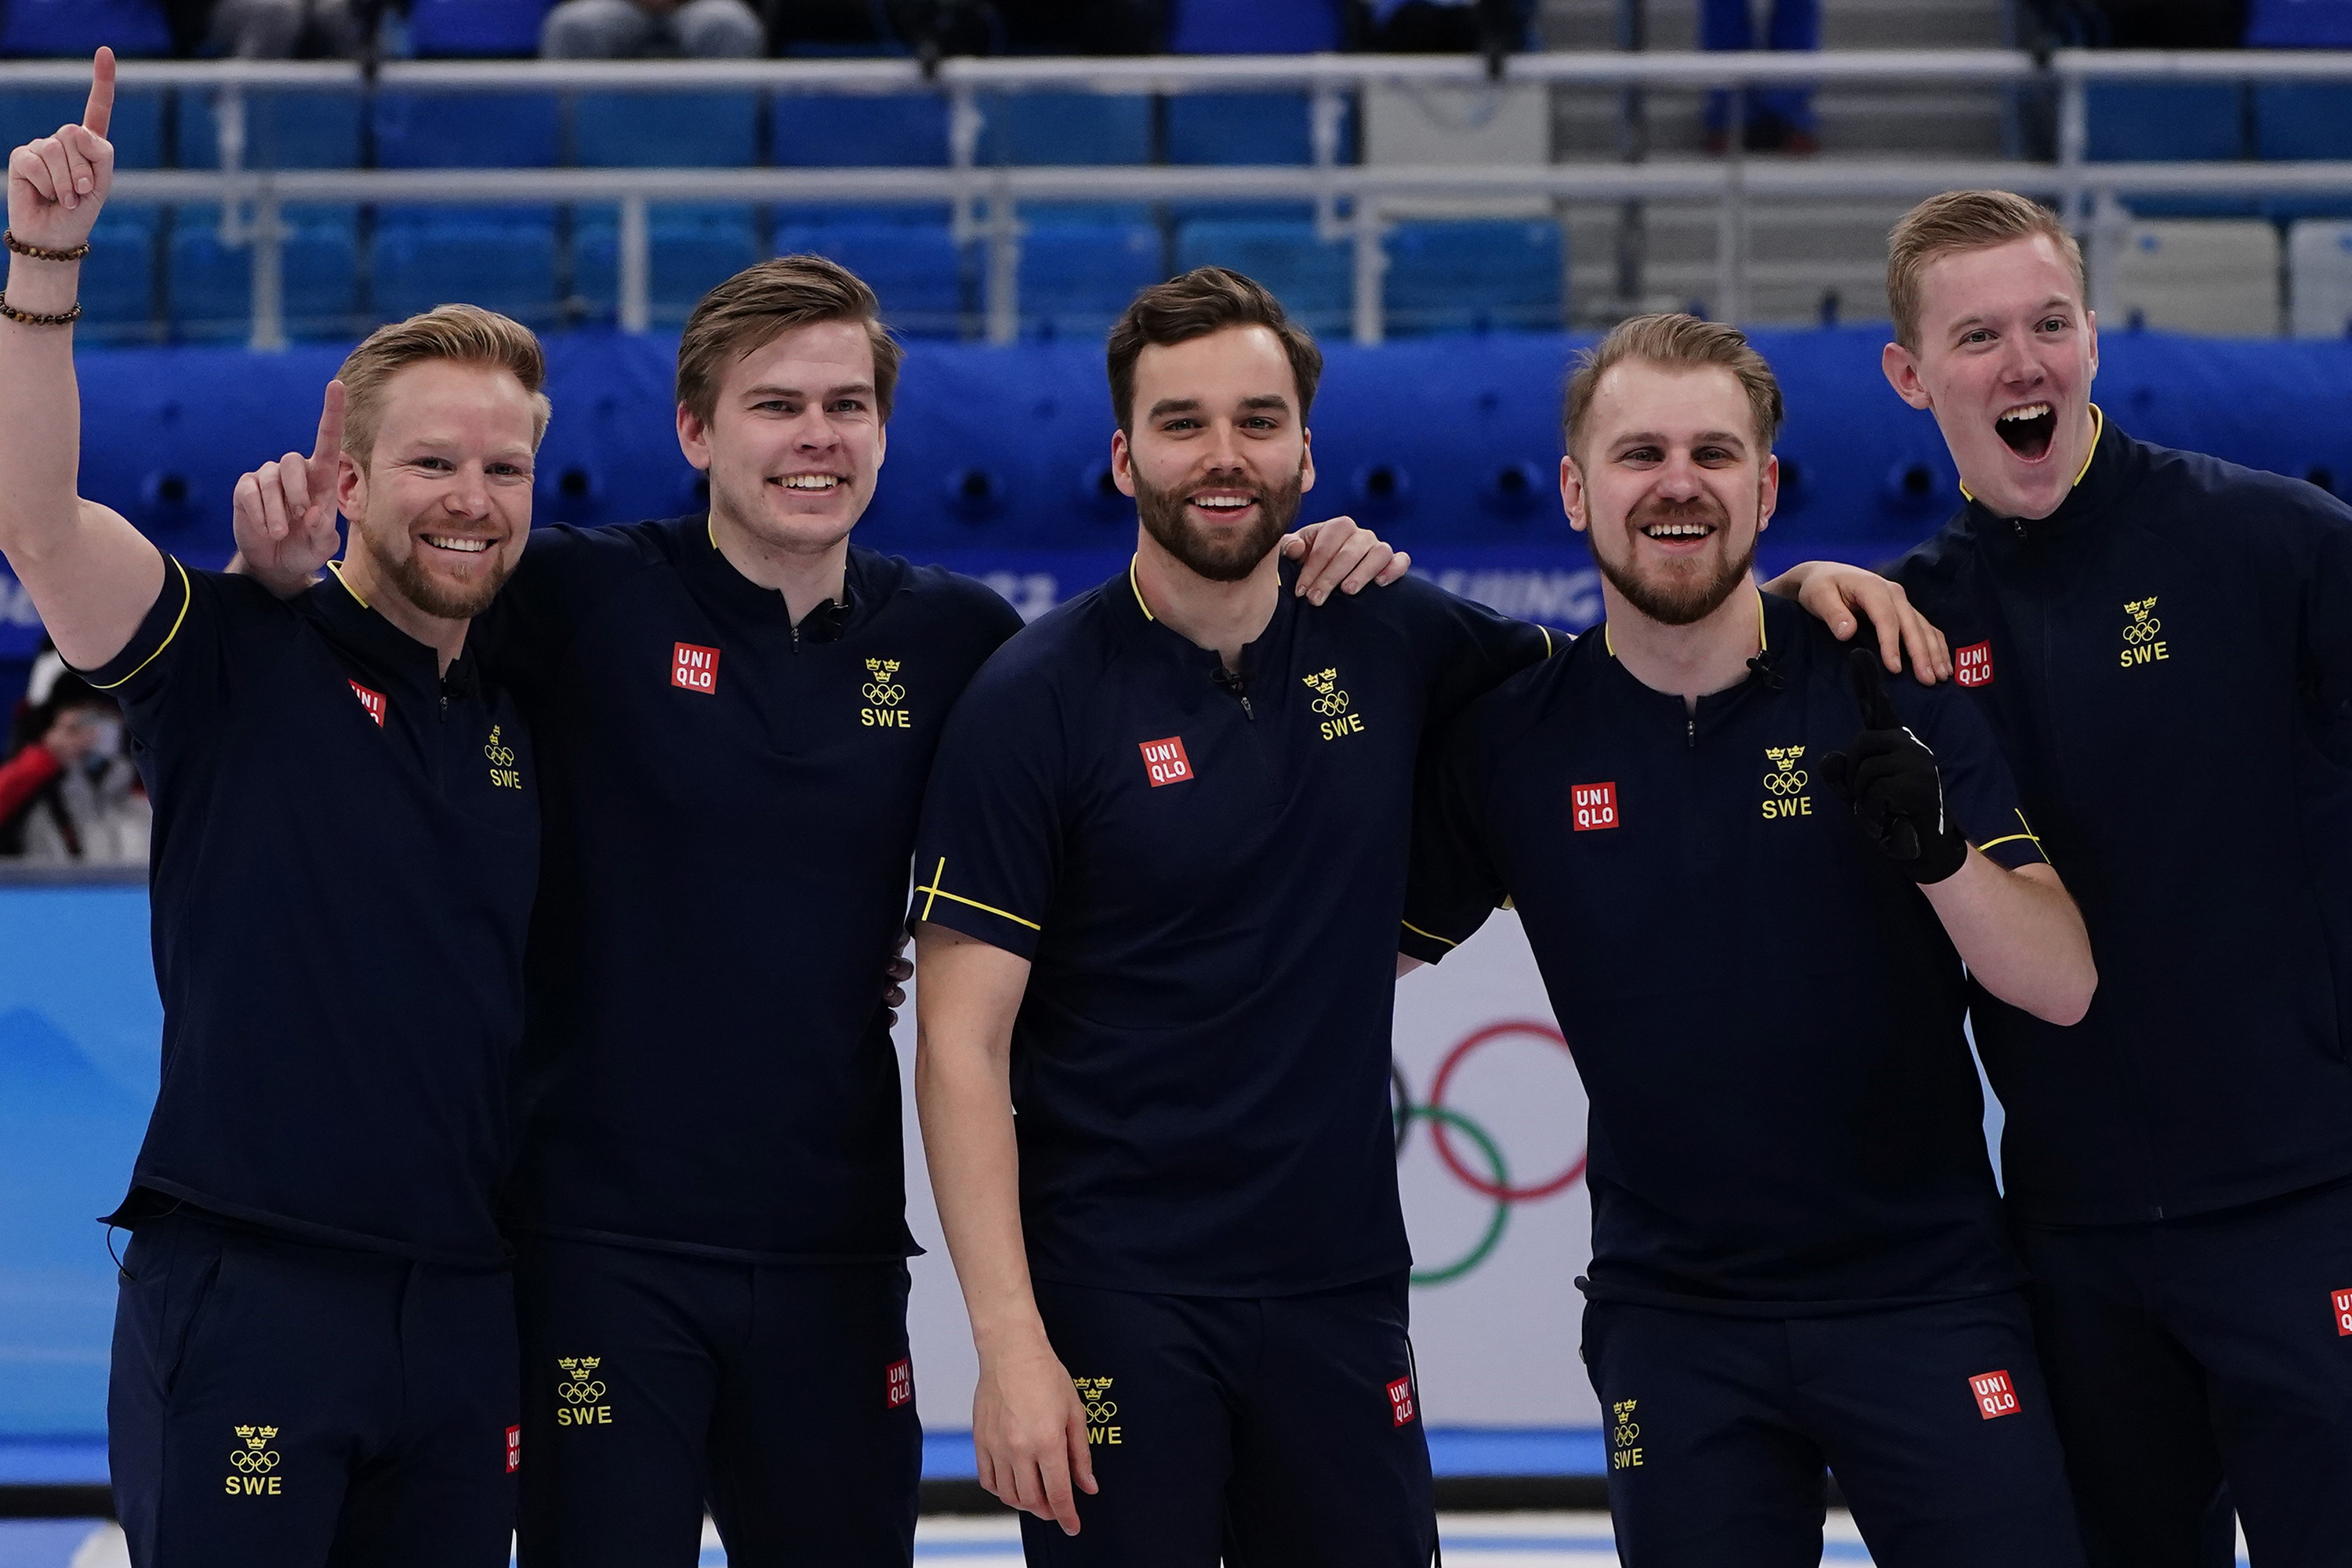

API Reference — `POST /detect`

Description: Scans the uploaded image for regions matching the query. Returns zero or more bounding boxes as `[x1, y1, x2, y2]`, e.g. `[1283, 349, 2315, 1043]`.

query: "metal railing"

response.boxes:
[13, 48, 2352, 347]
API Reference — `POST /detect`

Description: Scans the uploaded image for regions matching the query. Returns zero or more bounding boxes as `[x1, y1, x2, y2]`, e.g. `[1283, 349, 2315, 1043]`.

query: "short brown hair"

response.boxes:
[337, 303, 552, 463]
[1887, 190, 2085, 353]
[1106, 267, 1323, 433]
[677, 255, 904, 425]
[1562, 313, 1784, 461]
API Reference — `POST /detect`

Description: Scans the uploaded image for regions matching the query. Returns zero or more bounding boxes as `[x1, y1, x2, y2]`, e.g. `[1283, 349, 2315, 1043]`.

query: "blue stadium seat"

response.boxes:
[1166, 93, 1322, 167]
[979, 93, 1152, 166]
[2254, 85, 2352, 161]
[375, 91, 562, 169]
[1174, 219, 1350, 336]
[408, 0, 553, 57]
[772, 93, 949, 167]
[572, 205, 762, 324]
[2085, 83, 2247, 163]
[772, 223, 966, 337]
[1020, 220, 1163, 339]
[81, 205, 158, 341]
[0, 89, 162, 168]
[173, 90, 361, 169]
[372, 209, 560, 327]
[572, 91, 761, 168]
[1385, 220, 1563, 336]
[167, 205, 360, 343]
[2247, 0, 2352, 46]
[0, 0, 172, 58]
[1171, 0, 1345, 53]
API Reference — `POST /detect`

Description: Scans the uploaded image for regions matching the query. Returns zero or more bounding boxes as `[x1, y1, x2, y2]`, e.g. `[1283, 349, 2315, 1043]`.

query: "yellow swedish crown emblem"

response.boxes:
[1762, 745, 1808, 795]
[1301, 666, 1349, 716]
[862, 658, 906, 707]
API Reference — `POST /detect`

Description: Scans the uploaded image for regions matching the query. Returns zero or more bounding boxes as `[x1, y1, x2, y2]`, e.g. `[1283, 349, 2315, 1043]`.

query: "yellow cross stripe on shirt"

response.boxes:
[915, 858, 1042, 931]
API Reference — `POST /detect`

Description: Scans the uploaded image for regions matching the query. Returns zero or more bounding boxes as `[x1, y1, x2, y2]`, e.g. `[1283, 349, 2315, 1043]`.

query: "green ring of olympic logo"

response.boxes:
[1396, 1103, 1512, 1285]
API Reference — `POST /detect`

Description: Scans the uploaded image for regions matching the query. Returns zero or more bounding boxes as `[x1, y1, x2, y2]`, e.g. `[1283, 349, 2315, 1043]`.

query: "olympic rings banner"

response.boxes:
[894, 908, 1603, 1429]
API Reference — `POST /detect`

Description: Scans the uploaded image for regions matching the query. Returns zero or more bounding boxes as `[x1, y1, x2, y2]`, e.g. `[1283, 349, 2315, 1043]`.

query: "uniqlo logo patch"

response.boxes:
[1571, 781, 1619, 832]
[1955, 641, 1995, 688]
[886, 1358, 913, 1409]
[1969, 1369, 2020, 1420]
[1139, 735, 1194, 787]
[1386, 1376, 1417, 1427]
[671, 641, 720, 695]
[505, 1425, 521, 1473]
[2333, 1288, 2352, 1337]
[347, 680, 386, 727]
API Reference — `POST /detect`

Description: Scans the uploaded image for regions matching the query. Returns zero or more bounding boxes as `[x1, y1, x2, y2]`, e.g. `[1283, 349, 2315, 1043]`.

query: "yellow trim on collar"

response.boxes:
[326, 559, 368, 609]
[1600, 587, 1763, 659]
[1127, 555, 1155, 622]
[1960, 402, 2103, 505]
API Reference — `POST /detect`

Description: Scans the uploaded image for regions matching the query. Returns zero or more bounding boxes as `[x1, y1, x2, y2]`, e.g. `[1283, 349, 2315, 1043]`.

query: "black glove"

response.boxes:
[1821, 647, 1969, 884]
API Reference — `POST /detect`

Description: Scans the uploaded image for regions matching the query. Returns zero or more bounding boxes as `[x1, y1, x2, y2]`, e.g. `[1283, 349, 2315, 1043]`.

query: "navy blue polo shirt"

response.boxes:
[488, 520, 1023, 1262]
[89, 558, 538, 1268]
[1401, 593, 2046, 1314]
[909, 557, 1552, 1298]
[1895, 408, 2352, 1225]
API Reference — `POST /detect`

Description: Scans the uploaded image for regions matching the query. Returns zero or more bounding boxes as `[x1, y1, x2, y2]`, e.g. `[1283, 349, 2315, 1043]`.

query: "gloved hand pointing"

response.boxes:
[1821, 647, 1969, 884]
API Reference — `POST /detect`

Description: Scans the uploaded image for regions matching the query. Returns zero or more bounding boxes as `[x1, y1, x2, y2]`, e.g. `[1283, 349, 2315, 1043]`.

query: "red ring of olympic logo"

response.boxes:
[1426, 1019, 1588, 1201]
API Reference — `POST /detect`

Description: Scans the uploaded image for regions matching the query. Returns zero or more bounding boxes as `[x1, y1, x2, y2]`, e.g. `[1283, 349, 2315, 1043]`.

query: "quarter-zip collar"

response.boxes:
[315, 558, 477, 702]
[1962, 404, 2142, 549]
[684, 513, 862, 643]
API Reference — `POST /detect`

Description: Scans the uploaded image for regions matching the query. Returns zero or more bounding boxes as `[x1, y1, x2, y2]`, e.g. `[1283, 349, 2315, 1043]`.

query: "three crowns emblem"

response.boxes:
[2123, 597, 2161, 642]
[1071, 1377, 1118, 1424]
[1762, 745, 1808, 794]
[557, 1357, 607, 1404]
[862, 658, 906, 707]
[229, 1425, 281, 1472]
[1301, 666, 1349, 716]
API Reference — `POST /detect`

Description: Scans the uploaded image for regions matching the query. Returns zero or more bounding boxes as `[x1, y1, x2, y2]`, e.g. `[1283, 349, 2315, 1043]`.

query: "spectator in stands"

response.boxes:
[1701, 0, 1819, 156]
[0, 648, 149, 865]
[162, 0, 365, 58]
[543, 0, 764, 57]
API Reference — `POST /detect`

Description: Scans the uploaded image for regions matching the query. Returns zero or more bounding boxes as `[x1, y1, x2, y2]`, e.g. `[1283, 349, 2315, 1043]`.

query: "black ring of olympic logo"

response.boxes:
[1390, 1020, 1588, 1284]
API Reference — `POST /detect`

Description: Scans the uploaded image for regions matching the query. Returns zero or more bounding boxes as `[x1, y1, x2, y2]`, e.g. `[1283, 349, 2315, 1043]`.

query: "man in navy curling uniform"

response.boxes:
[0, 53, 543, 1568]
[1404, 314, 2098, 1568]
[227, 254, 1407, 1568]
[1775, 188, 2352, 1568]
[907, 267, 1564, 1567]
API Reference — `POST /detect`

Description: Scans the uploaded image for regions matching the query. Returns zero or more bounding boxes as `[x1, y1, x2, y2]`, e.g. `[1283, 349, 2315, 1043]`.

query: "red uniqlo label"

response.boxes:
[1386, 1376, 1417, 1427]
[1571, 782, 1620, 832]
[671, 641, 720, 695]
[2334, 1288, 2352, 1337]
[885, 1358, 913, 1409]
[347, 680, 386, 726]
[1969, 1369, 2020, 1420]
[1139, 735, 1194, 787]
[506, 1425, 521, 1473]
[1955, 641, 1995, 688]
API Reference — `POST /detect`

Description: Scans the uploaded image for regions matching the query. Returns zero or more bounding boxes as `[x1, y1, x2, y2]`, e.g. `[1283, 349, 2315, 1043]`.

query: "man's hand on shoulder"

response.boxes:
[1282, 515, 1410, 606]
[1764, 561, 1951, 684]
[230, 379, 347, 600]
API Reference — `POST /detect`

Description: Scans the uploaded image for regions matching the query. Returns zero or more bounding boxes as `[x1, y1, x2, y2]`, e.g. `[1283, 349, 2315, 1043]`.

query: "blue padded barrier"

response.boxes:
[1386, 220, 1563, 336]
[771, 222, 967, 337]
[371, 209, 561, 328]
[375, 90, 563, 169]
[572, 89, 761, 169]
[172, 89, 361, 169]
[0, 88, 161, 168]
[408, 0, 553, 56]
[1019, 220, 1164, 339]
[572, 204, 761, 324]
[1174, 218, 1351, 336]
[771, 92, 948, 167]
[978, 92, 1152, 166]
[1165, 92, 1329, 167]
[167, 205, 360, 342]
[0, 0, 172, 58]
[1171, 0, 1345, 53]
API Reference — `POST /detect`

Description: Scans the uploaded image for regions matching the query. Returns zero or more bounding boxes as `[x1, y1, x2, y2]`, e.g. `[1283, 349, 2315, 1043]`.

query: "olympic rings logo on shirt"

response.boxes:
[2122, 619, 2161, 644]
[1762, 767, 1809, 795]
[1391, 1019, 1588, 1285]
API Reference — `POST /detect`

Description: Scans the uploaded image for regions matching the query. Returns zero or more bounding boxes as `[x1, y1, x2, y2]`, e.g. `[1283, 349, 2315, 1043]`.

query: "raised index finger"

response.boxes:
[82, 47, 114, 140]
[310, 379, 347, 469]
[1846, 644, 1902, 731]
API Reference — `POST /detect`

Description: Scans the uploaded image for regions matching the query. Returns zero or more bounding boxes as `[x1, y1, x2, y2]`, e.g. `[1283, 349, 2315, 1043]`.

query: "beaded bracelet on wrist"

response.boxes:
[4, 230, 90, 262]
[0, 292, 82, 326]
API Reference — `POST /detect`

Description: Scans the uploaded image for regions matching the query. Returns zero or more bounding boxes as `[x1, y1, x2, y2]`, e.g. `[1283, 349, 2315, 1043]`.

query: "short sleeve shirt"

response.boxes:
[911, 558, 1552, 1296]
[1403, 593, 2042, 1314]
[88, 558, 538, 1267]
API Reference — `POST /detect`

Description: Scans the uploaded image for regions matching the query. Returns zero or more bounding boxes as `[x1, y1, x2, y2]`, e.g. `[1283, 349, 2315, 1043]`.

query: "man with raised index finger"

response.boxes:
[1404, 314, 2098, 1567]
[0, 49, 547, 1568]
[229, 254, 1408, 1568]
[1776, 189, 2352, 1568]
